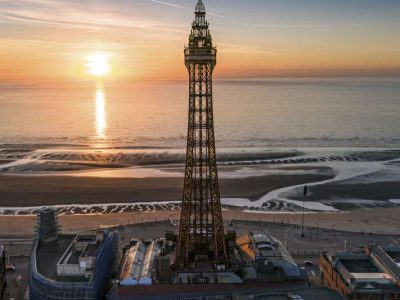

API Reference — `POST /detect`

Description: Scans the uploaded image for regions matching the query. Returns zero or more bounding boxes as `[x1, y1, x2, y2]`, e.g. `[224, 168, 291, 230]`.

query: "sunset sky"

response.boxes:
[0, 0, 399, 80]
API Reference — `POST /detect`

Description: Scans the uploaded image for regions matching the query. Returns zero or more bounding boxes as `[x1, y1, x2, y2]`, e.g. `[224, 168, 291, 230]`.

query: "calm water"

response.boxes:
[0, 78, 399, 149]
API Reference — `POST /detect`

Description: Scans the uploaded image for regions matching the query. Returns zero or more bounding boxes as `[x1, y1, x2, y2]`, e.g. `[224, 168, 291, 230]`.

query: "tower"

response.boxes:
[176, 0, 227, 269]
[36, 208, 60, 243]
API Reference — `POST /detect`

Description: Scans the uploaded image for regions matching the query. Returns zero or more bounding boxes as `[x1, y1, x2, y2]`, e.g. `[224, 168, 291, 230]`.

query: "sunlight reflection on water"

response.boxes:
[1, 78, 400, 148]
[95, 86, 107, 138]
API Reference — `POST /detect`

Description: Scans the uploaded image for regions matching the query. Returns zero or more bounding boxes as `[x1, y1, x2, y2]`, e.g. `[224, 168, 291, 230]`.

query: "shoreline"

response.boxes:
[0, 147, 399, 217]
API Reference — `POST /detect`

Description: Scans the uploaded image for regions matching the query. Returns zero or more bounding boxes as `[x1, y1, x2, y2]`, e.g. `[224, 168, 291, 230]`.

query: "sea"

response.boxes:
[0, 77, 400, 149]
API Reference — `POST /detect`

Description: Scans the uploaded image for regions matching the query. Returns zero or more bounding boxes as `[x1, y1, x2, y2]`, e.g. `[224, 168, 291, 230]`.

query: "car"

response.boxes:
[6, 264, 16, 271]
[287, 294, 304, 300]
[305, 260, 313, 266]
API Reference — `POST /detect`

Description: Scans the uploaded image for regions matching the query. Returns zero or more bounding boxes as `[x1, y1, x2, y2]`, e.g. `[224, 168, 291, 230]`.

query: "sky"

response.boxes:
[0, 0, 399, 80]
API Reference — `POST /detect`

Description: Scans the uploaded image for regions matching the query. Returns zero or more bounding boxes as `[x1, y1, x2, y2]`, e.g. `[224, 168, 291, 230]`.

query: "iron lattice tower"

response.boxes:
[176, 0, 227, 269]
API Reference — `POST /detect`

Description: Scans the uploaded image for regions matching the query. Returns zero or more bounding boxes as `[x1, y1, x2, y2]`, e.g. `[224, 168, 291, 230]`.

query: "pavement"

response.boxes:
[231, 220, 400, 254]
[2, 257, 29, 300]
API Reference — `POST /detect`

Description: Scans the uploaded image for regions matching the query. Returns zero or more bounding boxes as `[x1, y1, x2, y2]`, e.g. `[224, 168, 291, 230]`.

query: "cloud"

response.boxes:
[245, 22, 359, 29]
[147, 0, 223, 18]
[0, 11, 151, 31]
[149, 0, 190, 11]
[0, 0, 186, 34]
[0, 0, 222, 38]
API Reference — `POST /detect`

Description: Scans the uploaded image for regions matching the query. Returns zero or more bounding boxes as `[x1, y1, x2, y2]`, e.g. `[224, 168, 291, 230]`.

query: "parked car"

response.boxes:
[6, 263, 16, 271]
[305, 260, 313, 266]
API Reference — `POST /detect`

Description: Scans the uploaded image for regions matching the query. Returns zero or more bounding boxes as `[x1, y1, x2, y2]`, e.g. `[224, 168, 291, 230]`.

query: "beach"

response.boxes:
[0, 147, 399, 215]
[1, 206, 400, 239]
[0, 145, 399, 242]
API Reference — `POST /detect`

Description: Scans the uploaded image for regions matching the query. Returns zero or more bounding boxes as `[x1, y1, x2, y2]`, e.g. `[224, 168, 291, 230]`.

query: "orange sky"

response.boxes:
[0, 0, 399, 80]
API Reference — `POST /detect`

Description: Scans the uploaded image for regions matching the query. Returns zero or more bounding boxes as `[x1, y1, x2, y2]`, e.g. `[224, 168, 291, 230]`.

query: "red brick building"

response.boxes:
[320, 248, 400, 300]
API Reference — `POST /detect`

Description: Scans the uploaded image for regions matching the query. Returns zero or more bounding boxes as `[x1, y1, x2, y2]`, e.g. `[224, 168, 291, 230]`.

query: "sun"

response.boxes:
[85, 52, 110, 77]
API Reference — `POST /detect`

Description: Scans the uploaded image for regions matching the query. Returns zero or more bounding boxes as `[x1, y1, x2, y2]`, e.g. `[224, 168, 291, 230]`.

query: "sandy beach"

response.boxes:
[1, 206, 400, 239]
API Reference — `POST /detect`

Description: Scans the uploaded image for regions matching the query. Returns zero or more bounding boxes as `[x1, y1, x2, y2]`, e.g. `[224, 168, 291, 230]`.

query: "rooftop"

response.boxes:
[324, 251, 400, 293]
[237, 232, 296, 264]
[341, 259, 379, 273]
[236, 232, 300, 279]
[369, 245, 400, 281]
[383, 246, 400, 264]
[36, 236, 76, 281]
[35, 234, 102, 283]
[119, 239, 162, 286]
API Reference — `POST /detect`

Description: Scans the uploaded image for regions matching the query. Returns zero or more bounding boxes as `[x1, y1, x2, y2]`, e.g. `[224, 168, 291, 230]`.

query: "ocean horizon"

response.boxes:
[1, 77, 400, 149]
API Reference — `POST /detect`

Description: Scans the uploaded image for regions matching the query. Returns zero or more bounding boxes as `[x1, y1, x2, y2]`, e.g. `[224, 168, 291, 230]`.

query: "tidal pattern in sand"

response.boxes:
[1, 148, 400, 215]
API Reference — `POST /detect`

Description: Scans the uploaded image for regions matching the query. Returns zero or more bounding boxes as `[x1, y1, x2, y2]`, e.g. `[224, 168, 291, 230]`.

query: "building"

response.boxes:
[0, 245, 6, 300]
[108, 231, 303, 299]
[367, 245, 400, 287]
[236, 232, 301, 282]
[30, 232, 116, 300]
[232, 288, 346, 300]
[29, 208, 116, 300]
[320, 247, 400, 300]
[118, 239, 163, 286]
[35, 208, 60, 243]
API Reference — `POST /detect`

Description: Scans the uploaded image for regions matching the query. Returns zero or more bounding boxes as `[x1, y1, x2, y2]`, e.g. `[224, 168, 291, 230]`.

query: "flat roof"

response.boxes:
[84, 243, 98, 257]
[386, 251, 400, 263]
[35, 234, 100, 283]
[36, 236, 74, 281]
[66, 249, 83, 265]
[341, 259, 379, 273]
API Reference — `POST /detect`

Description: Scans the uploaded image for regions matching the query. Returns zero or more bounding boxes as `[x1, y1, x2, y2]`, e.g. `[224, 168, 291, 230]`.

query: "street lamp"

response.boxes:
[301, 185, 308, 238]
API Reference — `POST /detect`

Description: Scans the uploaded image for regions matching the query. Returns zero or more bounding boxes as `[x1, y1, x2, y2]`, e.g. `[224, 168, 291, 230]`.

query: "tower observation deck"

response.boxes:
[176, 0, 227, 270]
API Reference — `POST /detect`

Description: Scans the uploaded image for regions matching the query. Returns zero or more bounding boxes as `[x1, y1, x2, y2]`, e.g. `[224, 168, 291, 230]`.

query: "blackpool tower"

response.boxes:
[176, 0, 227, 269]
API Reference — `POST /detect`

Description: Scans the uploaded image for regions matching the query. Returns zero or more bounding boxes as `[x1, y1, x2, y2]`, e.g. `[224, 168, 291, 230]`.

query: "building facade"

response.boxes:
[30, 230, 116, 300]
[0, 245, 6, 300]
[320, 250, 400, 300]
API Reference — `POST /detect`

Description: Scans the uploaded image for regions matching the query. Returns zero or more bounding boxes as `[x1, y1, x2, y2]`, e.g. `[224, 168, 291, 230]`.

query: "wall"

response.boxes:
[0, 247, 6, 300]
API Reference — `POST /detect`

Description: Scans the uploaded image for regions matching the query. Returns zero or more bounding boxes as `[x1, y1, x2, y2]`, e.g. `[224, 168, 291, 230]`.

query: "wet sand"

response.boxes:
[293, 181, 400, 203]
[0, 172, 332, 207]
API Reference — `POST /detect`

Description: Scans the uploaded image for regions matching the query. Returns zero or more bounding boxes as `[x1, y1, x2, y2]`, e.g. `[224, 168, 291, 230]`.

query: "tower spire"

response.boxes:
[176, 0, 227, 271]
[195, 0, 205, 14]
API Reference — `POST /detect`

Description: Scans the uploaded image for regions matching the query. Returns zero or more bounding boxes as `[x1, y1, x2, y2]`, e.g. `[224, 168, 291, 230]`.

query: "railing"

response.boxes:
[185, 47, 217, 64]
[185, 47, 217, 56]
